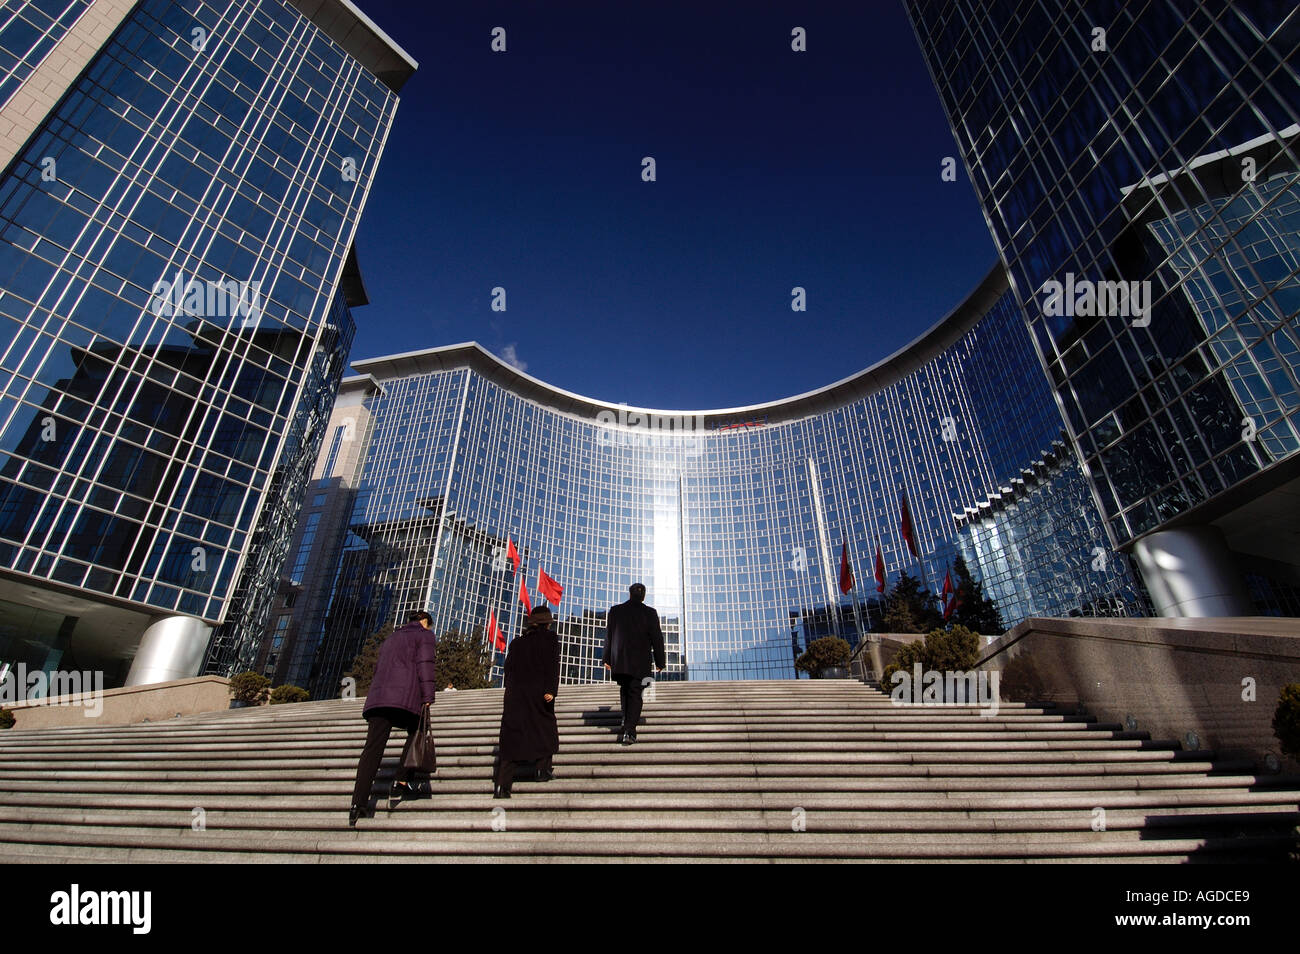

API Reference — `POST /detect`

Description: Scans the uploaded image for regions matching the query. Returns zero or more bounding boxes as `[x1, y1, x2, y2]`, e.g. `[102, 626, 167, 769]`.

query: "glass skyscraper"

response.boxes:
[906, 0, 1300, 616]
[289, 266, 1148, 697]
[0, 0, 414, 688]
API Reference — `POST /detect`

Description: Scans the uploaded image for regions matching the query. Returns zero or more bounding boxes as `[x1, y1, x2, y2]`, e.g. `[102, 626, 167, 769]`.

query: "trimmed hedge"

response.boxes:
[269, 684, 310, 705]
[879, 625, 982, 691]
[795, 636, 851, 675]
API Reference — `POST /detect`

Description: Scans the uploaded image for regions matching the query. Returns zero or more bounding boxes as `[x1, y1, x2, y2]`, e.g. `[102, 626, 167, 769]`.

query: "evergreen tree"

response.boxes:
[344, 624, 494, 695]
[343, 623, 393, 696]
[882, 598, 919, 633]
[885, 571, 943, 633]
[950, 554, 1004, 636]
[435, 630, 492, 690]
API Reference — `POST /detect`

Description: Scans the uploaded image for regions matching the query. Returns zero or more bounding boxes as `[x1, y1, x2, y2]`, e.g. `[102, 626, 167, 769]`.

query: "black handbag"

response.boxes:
[402, 703, 436, 774]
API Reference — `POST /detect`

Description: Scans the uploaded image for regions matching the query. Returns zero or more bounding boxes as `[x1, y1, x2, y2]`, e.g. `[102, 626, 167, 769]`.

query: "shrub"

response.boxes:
[1273, 683, 1300, 760]
[795, 636, 851, 676]
[269, 684, 310, 705]
[924, 626, 981, 672]
[879, 625, 983, 692]
[229, 671, 271, 705]
[879, 640, 926, 690]
[0, 708, 13, 730]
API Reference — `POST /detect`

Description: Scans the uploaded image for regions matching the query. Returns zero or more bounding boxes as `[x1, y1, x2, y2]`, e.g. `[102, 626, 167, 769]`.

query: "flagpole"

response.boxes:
[901, 491, 936, 615]
[843, 540, 865, 644]
[509, 543, 528, 680]
[507, 555, 519, 645]
[844, 540, 873, 681]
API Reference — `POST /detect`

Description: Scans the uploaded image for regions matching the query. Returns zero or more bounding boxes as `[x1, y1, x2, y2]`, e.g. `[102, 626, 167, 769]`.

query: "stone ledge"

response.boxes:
[978, 617, 1300, 770]
[4, 676, 231, 730]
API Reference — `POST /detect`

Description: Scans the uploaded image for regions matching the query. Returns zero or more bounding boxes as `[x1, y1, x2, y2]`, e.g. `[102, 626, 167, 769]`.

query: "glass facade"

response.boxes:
[303, 268, 1148, 696]
[0, 0, 411, 684]
[0, 1, 93, 112]
[906, 0, 1300, 547]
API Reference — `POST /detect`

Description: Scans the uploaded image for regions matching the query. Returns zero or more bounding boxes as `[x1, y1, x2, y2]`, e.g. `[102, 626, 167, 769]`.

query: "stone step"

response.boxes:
[0, 824, 1293, 861]
[6, 706, 1072, 733]
[2, 774, 1289, 805]
[4, 787, 1297, 817]
[0, 678, 1295, 862]
[0, 717, 1116, 742]
[0, 733, 1164, 758]
[2, 795, 1298, 821]
[0, 750, 1211, 776]
[1, 770, 1289, 794]
[0, 761, 1260, 786]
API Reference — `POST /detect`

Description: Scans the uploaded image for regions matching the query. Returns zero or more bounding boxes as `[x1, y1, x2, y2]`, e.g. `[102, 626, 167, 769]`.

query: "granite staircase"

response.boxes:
[0, 679, 1297, 862]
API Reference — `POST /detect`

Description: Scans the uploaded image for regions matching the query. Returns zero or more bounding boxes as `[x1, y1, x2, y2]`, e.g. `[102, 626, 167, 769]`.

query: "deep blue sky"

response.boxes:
[348, 1, 997, 410]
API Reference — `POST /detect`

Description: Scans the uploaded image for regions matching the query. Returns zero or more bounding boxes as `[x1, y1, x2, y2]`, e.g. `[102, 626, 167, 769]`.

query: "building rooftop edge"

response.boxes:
[350, 261, 1009, 422]
[288, 0, 418, 92]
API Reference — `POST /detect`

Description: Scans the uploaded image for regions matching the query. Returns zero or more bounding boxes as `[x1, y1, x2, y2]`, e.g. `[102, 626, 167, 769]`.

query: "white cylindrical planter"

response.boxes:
[1132, 525, 1253, 617]
[125, 615, 213, 686]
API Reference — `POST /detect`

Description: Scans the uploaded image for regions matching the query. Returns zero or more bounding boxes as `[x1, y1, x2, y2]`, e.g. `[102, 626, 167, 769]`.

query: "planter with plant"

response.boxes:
[229, 672, 270, 708]
[0, 707, 13, 730]
[795, 636, 852, 679]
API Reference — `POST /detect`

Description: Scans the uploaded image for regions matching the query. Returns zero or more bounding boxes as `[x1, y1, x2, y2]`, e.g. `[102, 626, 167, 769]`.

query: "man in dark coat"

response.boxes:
[494, 605, 561, 798]
[602, 582, 665, 744]
[348, 610, 438, 825]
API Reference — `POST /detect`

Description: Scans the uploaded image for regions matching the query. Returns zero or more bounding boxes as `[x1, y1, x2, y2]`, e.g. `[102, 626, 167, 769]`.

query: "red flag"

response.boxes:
[538, 566, 563, 605]
[518, 574, 531, 613]
[874, 543, 886, 593]
[487, 608, 506, 652]
[838, 542, 854, 594]
[942, 570, 955, 621]
[506, 538, 520, 574]
[900, 493, 919, 559]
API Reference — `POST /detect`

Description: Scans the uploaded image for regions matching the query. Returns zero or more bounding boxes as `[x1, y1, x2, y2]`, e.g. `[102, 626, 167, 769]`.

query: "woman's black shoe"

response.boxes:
[534, 768, 554, 782]
[389, 779, 430, 807]
[493, 785, 511, 799]
[348, 804, 371, 827]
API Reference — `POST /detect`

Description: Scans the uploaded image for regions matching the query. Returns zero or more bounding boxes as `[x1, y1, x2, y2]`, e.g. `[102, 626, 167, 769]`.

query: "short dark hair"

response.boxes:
[407, 610, 432, 624]
[629, 583, 646, 602]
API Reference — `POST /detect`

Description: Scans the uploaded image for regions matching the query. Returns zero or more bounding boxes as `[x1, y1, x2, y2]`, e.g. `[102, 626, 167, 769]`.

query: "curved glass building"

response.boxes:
[292, 266, 1148, 695]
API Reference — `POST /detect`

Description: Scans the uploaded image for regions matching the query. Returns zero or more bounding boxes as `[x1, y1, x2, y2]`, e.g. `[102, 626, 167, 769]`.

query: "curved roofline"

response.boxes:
[350, 261, 1009, 426]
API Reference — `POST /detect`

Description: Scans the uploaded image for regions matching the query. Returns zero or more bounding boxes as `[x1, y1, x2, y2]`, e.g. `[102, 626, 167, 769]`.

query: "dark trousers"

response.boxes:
[494, 754, 553, 790]
[351, 708, 417, 808]
[615, 674, 645, 735]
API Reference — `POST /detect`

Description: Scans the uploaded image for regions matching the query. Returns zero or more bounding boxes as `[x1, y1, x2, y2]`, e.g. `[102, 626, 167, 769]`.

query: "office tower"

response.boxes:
[0, 0, 414, 687]
[906, 0, 1300, 615]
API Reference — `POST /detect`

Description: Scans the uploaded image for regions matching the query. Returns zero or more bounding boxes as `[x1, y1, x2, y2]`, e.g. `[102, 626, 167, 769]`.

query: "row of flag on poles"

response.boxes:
[486, 537, 563, 653]
[837, 492, 961, 620]
[484, 492, 960, 652]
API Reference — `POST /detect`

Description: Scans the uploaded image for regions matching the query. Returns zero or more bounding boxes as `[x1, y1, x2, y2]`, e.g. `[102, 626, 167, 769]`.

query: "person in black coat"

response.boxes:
[602, 582, 666, 744]
[494, 605, 560, 798]
[348, 610, 438, 825]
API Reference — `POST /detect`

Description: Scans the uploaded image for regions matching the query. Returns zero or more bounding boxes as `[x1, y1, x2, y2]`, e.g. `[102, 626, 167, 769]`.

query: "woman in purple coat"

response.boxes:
[349, 610, 438, 826]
